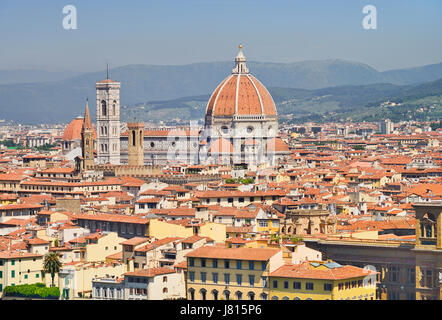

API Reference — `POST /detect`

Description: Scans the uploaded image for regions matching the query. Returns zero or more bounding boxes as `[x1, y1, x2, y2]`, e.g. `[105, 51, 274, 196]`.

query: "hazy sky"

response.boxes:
[0, 0, 441, 72]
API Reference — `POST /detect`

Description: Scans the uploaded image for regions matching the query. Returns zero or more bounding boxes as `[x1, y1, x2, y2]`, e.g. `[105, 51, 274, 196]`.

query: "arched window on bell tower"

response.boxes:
[113, 100, 116, 115]
[101, 100, 107, 116]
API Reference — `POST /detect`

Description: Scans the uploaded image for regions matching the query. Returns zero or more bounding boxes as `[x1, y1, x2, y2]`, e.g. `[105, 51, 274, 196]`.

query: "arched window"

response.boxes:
[271, 296, 279, 300]
[248, 292, 255, 300]
[188, 288, 195, 300]
[260, 293, 267, 300]
[163, 276, 167, 283]
[200, 289, 207, 300]
[212, 289, 218, 300]
[235, 291, 242, 300]
[282, 296, 289, 300]
[112, 100, 116, 115]
[101, 100, 107, 116]
[294, 297, 301, 300]
[163, 287, 168, 293]
[223, 290, 230, 300]
[132, 130, 136, 146]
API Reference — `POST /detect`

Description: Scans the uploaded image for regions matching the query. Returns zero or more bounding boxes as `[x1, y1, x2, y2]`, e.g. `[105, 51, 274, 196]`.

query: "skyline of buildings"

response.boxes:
[0, 44, 441, 302]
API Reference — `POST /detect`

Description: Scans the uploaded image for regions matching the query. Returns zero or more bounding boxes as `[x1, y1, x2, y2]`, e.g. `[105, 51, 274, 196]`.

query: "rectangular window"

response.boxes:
[237, 260, 242, 269]
[249, 275, 255, 286]
[189, 271, 195, 283]
[11, 270, 15, 278]
[273, 280, 278, 289]
[36, 273, 39, 278]
[358, 280, 363, 287]
[324, 283, 332, 291]
[284, 281, 288, 289]
[262, 262, 267, 271]
[213, 259, 218, 268]
[249, 261, 254, 270]
[351, 281, 357, 288]
[338, 283, 344, 290]
[0, 271, 2, 278]
[201, 259, 206, 267]
[11, 260, 15, 266]
[306, 282, 314, 290]
[224, 273, 230, 285]
[236, 274, 242, 285]
[188, 258, 194, 267]
[201, 272, 206, 284]
[345, 282, 350, 289]
[224, 260, 230, 269]
[262, 276, 268, 288]
[293, 282, 301, 290]
[212, 273, 218, 284]
[24, 274, 28, 279]
[258, 220, 268, 227]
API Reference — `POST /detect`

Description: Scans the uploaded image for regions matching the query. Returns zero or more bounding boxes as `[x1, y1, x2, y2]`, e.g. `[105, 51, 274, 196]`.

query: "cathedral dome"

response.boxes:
[205, 46, 277, 119]
[62, 116, 96, 141]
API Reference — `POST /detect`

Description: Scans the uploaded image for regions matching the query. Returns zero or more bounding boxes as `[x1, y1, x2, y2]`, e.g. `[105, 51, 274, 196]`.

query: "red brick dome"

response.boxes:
[205, 46, 277, 118]
[62, 116, 97, 141]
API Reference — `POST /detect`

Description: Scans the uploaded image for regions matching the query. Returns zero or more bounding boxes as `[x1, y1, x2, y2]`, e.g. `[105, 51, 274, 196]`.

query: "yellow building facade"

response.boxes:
[269, 261, 378, 300]
[0, 251, 44, 293]
[185, 246, 284, 300]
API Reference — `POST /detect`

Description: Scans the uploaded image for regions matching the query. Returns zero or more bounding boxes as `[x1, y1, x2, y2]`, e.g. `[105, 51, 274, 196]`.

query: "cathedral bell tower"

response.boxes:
[96, 65, 121, 165]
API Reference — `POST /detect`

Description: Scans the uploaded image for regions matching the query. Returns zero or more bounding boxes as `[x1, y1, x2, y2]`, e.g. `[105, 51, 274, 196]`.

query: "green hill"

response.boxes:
[0, 60, 441, 124]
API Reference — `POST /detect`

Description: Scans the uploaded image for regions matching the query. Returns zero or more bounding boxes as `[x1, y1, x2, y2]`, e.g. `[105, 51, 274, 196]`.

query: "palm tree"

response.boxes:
[43, 252, 62, 287]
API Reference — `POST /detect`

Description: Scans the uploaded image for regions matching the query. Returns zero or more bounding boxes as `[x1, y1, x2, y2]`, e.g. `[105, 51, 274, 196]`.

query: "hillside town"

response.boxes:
[0, 48, 441, 301]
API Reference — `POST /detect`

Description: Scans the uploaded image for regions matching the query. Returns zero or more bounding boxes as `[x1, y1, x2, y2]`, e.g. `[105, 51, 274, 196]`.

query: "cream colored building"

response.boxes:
[0, 251, 44, 293]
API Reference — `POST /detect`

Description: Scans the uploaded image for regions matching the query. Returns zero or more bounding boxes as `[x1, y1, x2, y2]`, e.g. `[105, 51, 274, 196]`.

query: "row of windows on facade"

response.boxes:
[82, 222, 146, 235]
[0, 270, 41, 279]
[205, 196, 278, 204]
[100, 143, 118, 152]
[188, 289, 261, 300]
[188, 258, 266, 270]
[188, 289, 374, 301]
[189, 272, 262, 287]
[380, 265, 437, 288]
[99, 126, 118, 137]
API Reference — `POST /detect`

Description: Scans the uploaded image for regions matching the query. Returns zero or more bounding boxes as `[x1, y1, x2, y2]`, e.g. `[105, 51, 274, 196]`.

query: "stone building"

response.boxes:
[280, 209, 337, 236]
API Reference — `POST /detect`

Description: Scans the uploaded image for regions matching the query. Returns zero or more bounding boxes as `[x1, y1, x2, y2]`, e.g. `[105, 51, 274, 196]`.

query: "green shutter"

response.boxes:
[11, 270, 15, 278]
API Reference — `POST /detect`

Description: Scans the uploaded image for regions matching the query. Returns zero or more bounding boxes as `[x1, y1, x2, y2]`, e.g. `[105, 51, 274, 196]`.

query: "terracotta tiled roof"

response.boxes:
[123, 267, 176, 278]
[270, 262, 377, 280]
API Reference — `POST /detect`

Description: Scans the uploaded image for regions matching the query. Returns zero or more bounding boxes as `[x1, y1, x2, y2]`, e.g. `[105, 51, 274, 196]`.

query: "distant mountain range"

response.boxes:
[0, 59, 441, 124]
[123, 78, 442, 124]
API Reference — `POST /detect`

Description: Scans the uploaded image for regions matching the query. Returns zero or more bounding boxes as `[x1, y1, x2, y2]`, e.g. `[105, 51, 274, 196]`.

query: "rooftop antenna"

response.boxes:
[106, 62, 109, 80]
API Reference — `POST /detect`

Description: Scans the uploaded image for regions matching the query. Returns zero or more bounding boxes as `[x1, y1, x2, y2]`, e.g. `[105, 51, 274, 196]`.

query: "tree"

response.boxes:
[43, 252, 62, 287]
